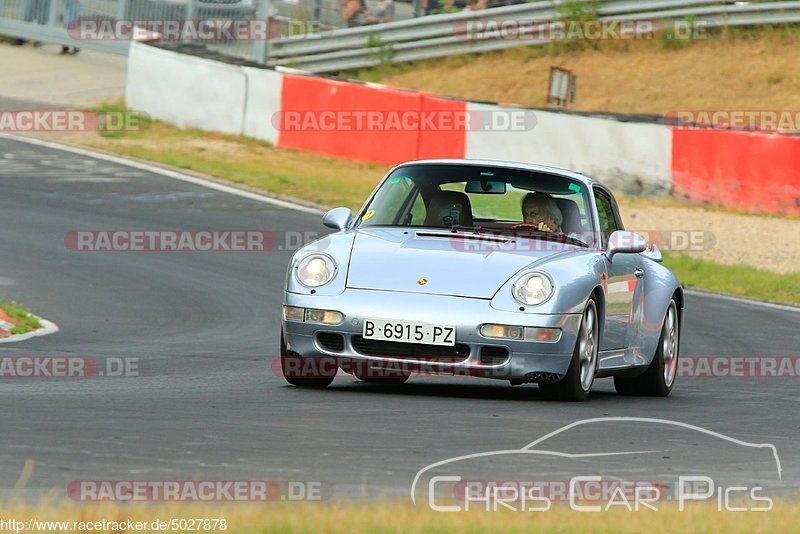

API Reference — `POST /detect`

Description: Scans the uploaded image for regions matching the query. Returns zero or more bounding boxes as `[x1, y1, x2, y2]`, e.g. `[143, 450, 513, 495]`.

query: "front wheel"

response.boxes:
[614, 298, 679, 397]
[539, 298, 598, 402]
[280, 331, 336, 388]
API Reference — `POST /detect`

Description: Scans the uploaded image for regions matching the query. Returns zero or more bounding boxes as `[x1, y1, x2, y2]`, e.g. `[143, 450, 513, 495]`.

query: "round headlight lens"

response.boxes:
[513, 273, 554, 306]
[295, 254, 336, 288]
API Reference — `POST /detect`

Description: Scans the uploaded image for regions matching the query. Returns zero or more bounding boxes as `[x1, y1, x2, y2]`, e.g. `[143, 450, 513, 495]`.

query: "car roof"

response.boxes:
[393, 158, 599, 188]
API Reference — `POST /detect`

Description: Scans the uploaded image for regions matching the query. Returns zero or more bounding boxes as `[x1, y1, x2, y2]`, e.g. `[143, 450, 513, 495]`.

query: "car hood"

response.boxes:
[346, 228, 578, 298]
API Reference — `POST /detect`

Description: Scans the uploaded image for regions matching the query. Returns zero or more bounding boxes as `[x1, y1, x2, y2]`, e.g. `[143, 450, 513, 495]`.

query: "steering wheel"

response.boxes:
[511, 221, 558, 233]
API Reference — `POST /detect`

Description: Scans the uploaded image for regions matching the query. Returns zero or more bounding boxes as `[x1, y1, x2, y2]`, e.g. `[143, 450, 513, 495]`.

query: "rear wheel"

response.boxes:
[539, 298, 598, 402]
[280, 330, 336, 388]
[614, 299, 679, 397]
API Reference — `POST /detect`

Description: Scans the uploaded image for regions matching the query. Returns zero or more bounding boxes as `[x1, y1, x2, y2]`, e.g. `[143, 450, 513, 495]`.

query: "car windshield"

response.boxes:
[356, 164, 594, 246]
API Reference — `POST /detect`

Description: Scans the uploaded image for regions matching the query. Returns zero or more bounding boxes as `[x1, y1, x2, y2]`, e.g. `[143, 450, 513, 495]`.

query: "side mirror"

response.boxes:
[607, 230, 647, 261]
[322, 207, 353, 231]
[641, 243, 663, 263]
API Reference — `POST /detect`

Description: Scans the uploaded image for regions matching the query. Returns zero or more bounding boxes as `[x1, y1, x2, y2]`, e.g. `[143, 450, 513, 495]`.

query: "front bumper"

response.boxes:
[283, 289, 581, 382]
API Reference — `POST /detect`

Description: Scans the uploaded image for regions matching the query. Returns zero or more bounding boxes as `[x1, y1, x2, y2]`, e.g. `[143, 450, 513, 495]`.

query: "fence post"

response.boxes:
[314, 0, 322, 24]
[254, 0, 272, 65]
[116, 0, 128, 21]
[185, 0, 195, 23]
[46, 0, 59, 26]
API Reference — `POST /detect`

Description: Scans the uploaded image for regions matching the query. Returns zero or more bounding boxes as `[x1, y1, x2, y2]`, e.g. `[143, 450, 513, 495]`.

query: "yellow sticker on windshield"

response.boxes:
[362, 209, 376, 221]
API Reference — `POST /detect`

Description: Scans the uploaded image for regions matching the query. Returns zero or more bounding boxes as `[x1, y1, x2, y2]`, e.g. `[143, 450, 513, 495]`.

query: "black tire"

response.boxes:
[539, 298, 599, 402]
[280, 331, 336, 388]
[614, 298, 679, 397]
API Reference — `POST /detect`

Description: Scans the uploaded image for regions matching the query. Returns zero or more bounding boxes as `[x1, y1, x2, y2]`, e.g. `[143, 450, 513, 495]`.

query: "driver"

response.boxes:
[515, 192, 563, 232]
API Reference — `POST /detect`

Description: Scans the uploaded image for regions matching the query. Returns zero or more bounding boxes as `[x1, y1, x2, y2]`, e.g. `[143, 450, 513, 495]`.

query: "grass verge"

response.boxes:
[2, 500, 800, 533]
[663, 254, 800, 306]
[73, 109, 387, 211]
[0, 300, 42, 336]
[346, 27, 800, 116]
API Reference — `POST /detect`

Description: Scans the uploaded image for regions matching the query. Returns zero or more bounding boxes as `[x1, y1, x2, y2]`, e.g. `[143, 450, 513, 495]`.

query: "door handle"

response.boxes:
[634, 268, 645, 278]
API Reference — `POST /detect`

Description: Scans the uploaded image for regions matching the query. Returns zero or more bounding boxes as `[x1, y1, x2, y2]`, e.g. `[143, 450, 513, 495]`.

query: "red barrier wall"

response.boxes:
[277, 75, 465, 165]
[672, 128, 800, 216]
[416, 94, 467, 161]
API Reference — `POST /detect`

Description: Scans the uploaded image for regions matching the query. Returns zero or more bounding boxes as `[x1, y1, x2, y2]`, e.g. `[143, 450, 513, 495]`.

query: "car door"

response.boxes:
[594, 187, 642, 350]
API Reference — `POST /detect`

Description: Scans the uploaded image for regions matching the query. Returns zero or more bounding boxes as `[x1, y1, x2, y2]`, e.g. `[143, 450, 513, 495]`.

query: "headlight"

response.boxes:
[512, 272, 554, 306]
[295, 254, 336, 288]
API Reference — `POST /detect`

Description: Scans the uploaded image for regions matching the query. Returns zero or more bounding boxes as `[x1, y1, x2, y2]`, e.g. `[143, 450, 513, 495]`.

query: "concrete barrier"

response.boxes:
[672, 128, 800, 216]
[242, 67, 284, 146]
[127, 42, 247, 136]
[275, 74, 465, 164]
[124, 42, 799, 215]
[465, 103, 673, 197]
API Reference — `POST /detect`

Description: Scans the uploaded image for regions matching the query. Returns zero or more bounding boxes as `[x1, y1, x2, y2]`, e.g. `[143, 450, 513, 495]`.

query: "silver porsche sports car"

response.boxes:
[280, 159, 683, 401]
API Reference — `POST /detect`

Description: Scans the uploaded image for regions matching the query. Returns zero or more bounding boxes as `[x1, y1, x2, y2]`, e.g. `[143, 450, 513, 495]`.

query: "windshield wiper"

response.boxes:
[508, 227, 588, 247]
[450, 224, 483, 233]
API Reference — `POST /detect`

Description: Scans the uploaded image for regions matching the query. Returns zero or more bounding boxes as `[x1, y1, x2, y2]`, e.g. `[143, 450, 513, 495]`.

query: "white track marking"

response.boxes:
[0, 133, 325, 215]
[685, 289, 800, 313]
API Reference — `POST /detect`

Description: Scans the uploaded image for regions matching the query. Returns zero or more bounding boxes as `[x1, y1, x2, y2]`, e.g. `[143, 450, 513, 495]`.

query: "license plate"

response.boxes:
[363, 319, 456, 346]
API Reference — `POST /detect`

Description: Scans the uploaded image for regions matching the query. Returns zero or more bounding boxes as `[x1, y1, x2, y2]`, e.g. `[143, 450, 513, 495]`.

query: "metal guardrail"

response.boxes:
[2, 0, 800, 70]
[0, 0, 350, 58]
[266, 0, 800, 72]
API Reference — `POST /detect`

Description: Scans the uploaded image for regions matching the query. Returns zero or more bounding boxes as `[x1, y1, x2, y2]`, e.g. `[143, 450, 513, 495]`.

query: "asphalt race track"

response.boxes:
[0, 134, 798, 502]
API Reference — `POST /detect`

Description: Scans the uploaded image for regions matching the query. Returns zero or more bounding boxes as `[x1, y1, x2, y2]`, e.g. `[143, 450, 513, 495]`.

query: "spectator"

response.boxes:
[24, 0, 50, 24]
[420, 0, 455, 16]
[463, 0, 487, 10]
[343, 0, 368, 27]
[14, 0, 50, 45]
[367, 0, 395, 23]
[60, 0, 80, 55]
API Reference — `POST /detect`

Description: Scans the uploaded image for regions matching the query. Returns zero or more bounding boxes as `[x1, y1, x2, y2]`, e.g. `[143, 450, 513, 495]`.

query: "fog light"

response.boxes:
[305, 309, 344, 325]
[283, 306, 305, 322]
[480, 324, 524, 340]
[524, 327, 562, 342]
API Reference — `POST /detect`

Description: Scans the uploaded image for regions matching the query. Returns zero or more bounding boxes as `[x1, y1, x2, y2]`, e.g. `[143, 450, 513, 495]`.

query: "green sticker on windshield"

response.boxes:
[568, 183, 582, 193]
